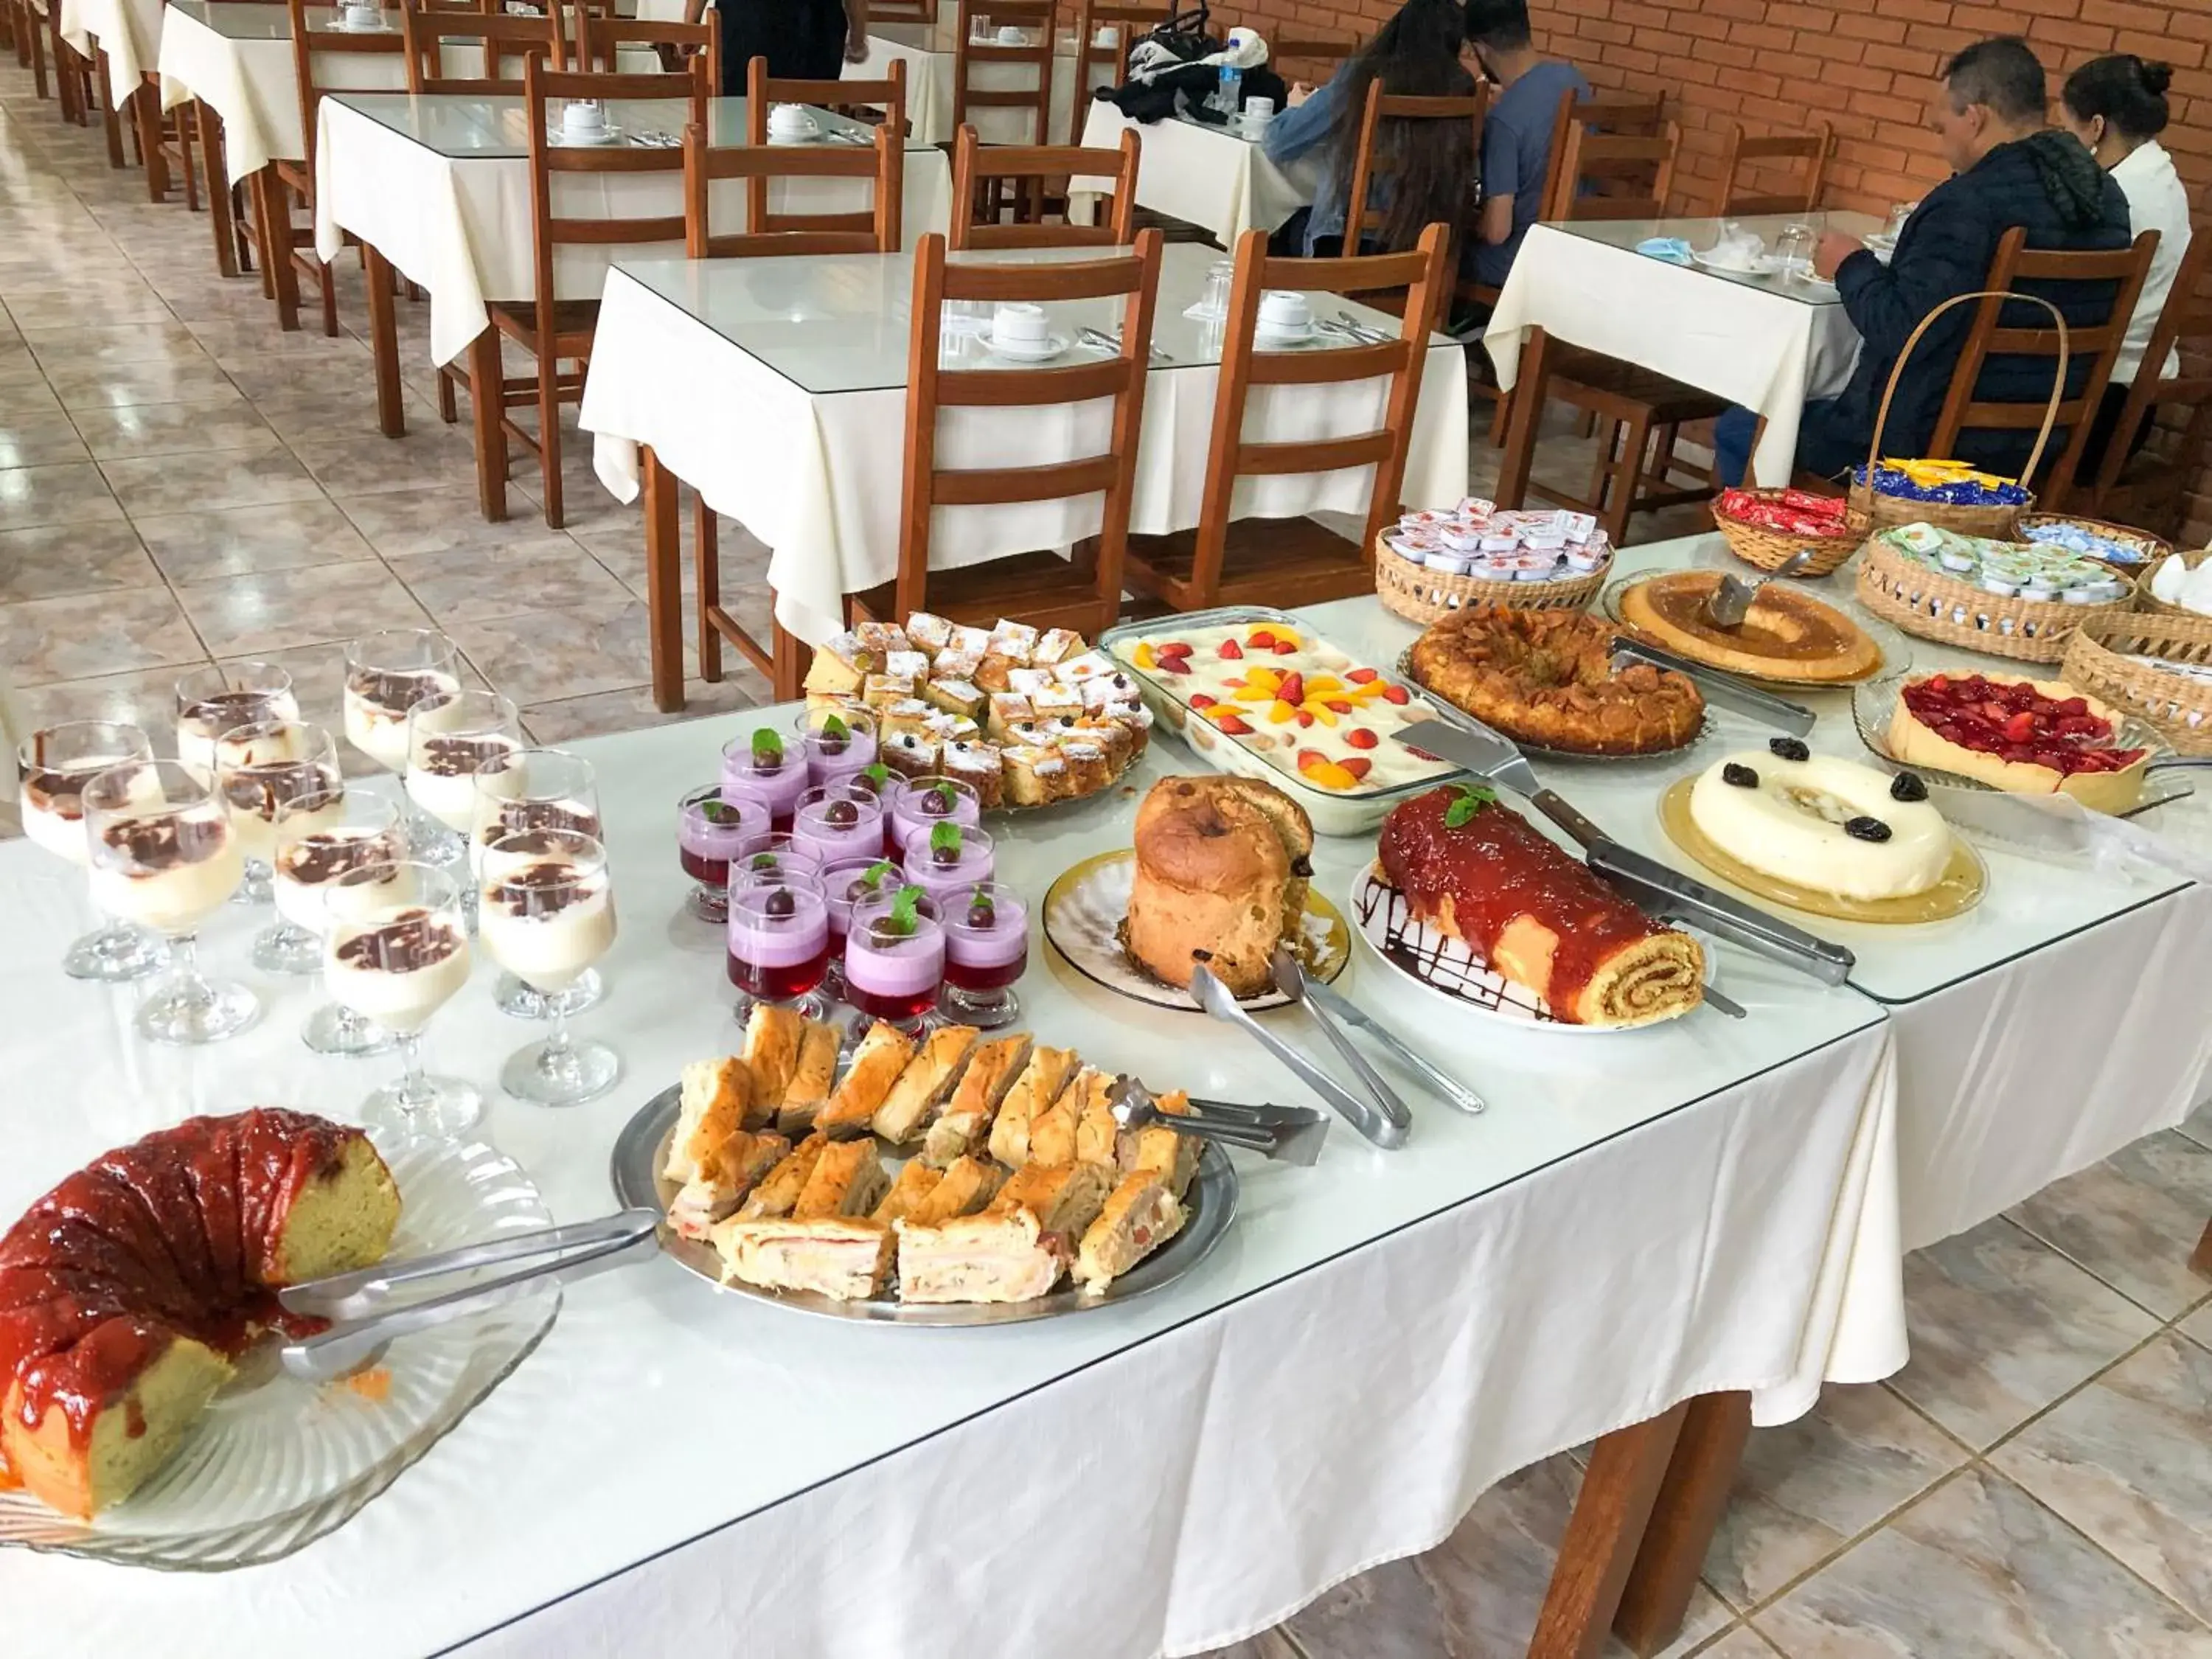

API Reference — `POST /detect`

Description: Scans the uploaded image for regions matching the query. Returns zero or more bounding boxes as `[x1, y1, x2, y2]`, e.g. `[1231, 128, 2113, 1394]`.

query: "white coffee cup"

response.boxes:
[767, 102, 818, 140]
[562, 100, 606, 135]
[1256, 289, 1311, 333]
[995, 24, 1024, 44]
[1242, 95, 1275, 122]
[991, 302, 1049, 352]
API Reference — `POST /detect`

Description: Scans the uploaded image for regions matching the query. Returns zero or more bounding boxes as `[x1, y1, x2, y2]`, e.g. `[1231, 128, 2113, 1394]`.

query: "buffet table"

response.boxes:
[1072, 103, 1318, 247]
[0, 653, 1901, 1655]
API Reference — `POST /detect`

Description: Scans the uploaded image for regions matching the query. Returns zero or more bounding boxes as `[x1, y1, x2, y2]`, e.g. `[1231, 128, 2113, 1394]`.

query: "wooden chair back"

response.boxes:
[1551, 119, 1680, 224]
[1717, 119, 1831, 217]
[897, 228, 1165, 631]
[1068, 0, 1156, 142]
[747, 54, 907, 140]
[1343, 78, 1484, 258]
[1541, 91, 1666, 220]
[2088, 230, 2212, 527]
[871, 0, 935, 23]
[1931, 226, 2161, 509]
[580, 14, 717, 86]
[403, 0, 567, 92]
[684, 112, 902, 257]
[1265, 26, 1360, 81]
[286, 0, 406, 178]
[952, 0, 1054, 145]
[948, 123, 1135, 248]
[1186, 223, 1447, 595]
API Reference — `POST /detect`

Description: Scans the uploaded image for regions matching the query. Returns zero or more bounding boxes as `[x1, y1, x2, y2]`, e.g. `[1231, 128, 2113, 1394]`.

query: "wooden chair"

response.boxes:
[746, 55, 907, 144]
[402, 1, 567, 94]
[1121, 223, 1448, 613]
[841, 228, 1165, 641]
[871, 0, 936, 22]
[684, 106, 904, 686]
[952, 0, 1054, 147]
[1068, 0, 1155, 143]
[1540, 91, 1666, 220]
[948, 123, 1135, 248]
[1716, 119, 1831, 218]
[1343, 79, 1483, 336]
[580, 13, 717, 85]
[1927, 226, 2160, 513]
[1263, 26, 1360, 81]
[2082, 232, 2212, 539]
[268, 0, 406, 335]
[477, 60, 707, 527]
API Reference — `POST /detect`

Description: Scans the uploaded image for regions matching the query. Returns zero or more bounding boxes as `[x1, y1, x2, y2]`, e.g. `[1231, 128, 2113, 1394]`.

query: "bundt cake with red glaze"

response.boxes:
[0, 1109, 400, 1520]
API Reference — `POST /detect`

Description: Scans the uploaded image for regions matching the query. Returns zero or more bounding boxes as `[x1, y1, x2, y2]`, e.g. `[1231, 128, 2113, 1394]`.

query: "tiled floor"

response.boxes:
[6, 56, 2212, 1659]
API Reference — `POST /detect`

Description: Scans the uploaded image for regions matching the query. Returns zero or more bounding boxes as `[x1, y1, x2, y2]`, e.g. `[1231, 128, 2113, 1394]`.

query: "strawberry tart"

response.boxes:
[1885, 670, 2150, 814]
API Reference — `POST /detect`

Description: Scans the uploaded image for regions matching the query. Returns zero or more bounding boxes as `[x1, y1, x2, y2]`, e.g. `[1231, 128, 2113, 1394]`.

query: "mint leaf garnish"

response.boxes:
[701, 797, 741, 824]
[928, 821, 963, 856]
[750, 728, 783, 762]
[821, 712, 849, 740]
[883, 884, 925, 936]
[860, 762, 890, 789]
[1443, 783, 1498, 829]
[863, 859, 894, 888]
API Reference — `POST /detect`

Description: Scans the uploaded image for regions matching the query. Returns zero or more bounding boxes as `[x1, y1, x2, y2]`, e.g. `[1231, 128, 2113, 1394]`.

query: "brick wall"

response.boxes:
[1240, 0, 2211, 542]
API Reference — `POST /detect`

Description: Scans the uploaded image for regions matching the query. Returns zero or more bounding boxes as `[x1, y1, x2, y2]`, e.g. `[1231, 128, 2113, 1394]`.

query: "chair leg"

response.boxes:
[315, 255, 338, 337]
[2191, 1213, 2211, 1280]
[468, 329, 509, 522]
[1603, 413, 1649, 547]
[258, 171, 301, 330]
[25, 7, 46, 98]
[535, 354, 563, 529]
[694, 493, 722, 684]
[101, 59, 129, 167]
[436, 366, 459, 425]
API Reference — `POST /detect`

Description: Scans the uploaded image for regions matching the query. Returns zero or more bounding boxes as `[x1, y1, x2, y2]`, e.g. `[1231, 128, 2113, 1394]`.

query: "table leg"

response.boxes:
[2191, 1214, 2211, 1280]
[641, 445, 685, 714]
[1610, 1392, 1751, 1656]
[1494, 324, 1551, 512]
[772, 622, 808, 703]
[1526, 1400, 1688, 1659]
[361, 243, 406, 438]
[467, 327, 507, 523]
[199, 102, 238, 278]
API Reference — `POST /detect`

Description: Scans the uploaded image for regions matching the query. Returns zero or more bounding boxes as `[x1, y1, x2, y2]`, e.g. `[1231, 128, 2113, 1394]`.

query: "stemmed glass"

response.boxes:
[82, 759, 256, 1045]
[937, 878, 1028, 1029]
[677, 783, 766, 922]
[404, 688, 521, 865]
[274, 787, 408, 1055]
[468, 747, 603, 1018]
[478, 828, 622, 1105]
[175, 661, 297, 776]
[323, 859, 479, 1138]
[213, 717, 342, 970]
[17, 722, 168, 982]
[726, 873, 832, 1022]
[343, 627, 462, 773]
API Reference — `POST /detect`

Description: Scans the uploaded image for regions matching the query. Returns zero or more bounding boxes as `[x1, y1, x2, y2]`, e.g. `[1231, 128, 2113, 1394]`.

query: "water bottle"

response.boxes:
[1216, 63, 1242, 116]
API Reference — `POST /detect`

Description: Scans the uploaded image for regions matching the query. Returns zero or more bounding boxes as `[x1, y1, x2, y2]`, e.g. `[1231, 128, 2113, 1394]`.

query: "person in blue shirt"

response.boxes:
[1463, 0, 1588, 291]
[1263, 0, 1478, 257]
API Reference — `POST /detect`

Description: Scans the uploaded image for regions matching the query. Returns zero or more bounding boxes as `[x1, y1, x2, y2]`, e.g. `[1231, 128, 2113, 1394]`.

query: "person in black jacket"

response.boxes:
[1714, 37, 2132, 487]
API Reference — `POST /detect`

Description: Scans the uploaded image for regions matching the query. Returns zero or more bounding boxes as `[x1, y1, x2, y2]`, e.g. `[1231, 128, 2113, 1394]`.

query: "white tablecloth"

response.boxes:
[158, 6, 409, 178]
[578, 246, 1472, 648]
[1484, 220, 1868, 487]
[58, 0, 162, 100]
[858, 32, 1104, 146]
[1075, 102, 1318, 247]
[313, 97, 954, 365]
[0, 689, 1902, 1656]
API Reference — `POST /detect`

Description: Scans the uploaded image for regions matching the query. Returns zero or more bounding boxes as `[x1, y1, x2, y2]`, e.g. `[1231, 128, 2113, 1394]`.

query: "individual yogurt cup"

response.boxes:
[888, 774, 981, 846]
[1423, 552, 1470, 575]
[1938, 549, 1976, 573]
[1479, 533, 1520, 555]
[1980, 574, 2020, 597]
[1389, 530, 1442, 557]
[1559, 512, 1596, 542]
[900, 821, 995, 905]
[1565, 546, 1606, 574]
[1473, 558, 1517, 582]
[1514, 557, 1559, 580]
[1439, 525, 1484, 553]
[1401, 509, 1452, 529]
[723, 726, 811, 827]
[2020, 581, 2059, 602]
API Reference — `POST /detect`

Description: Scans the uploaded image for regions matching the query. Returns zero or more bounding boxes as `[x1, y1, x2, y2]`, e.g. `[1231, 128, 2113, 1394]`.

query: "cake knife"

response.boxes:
[1607, 638, 1817, 736]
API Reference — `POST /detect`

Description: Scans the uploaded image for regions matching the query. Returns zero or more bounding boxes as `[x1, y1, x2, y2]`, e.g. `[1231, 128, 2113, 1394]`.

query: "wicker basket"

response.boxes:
[2133, 546, 2211, 618]
[2017, 512, 2173, 573]
[1854, 532, 2135, 664]
[1712, 491, 1864, 576]
[1373, 535, 1606, 625]
[1844, 289, 2059, 542]
[2061, 608, 2212, 756]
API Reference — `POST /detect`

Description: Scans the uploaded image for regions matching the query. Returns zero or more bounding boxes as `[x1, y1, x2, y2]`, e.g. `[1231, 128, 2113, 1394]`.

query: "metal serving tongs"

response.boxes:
[1111, 1076, 1331, 1166]
[1703, 551, 1813, 629]
[1189, 964, 1412, 1150]
[1271, 945, 1484, 1116]
[1607, 636, 1816, 737]
[275, 1207, 662, 1382]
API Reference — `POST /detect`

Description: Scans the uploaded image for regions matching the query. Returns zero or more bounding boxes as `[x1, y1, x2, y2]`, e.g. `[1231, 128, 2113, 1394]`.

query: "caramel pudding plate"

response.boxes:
[1616, 571, 1884, 684]
[344, 666, 462, 771]
[477, 837, 618, 995]
[1688, 741, 1950, 902]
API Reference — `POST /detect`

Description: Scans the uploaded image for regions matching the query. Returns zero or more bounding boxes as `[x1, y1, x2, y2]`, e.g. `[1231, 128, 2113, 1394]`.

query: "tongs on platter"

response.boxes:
[1607, 636, 1815, 736]
[276, 1206, 662, 1381]
[1112, 1076, 1331, 1166]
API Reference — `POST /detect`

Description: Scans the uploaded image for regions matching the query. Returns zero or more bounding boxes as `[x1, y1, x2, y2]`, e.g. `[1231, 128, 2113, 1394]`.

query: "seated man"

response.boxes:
[1464, 0, 1587, 294]
[1715, 36, 2132, 487]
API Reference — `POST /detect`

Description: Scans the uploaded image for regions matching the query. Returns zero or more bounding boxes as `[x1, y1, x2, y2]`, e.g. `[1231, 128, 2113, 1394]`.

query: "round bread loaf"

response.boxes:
[1124, 776, 1312, 998]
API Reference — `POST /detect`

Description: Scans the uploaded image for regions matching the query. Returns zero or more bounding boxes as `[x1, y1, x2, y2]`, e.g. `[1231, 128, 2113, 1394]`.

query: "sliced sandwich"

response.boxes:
[740, 1004, 807, 1116]
[667, 1130, 789, 1239]
[715, 1216, 894, 1301]
[873, 1160, 944, 1225]
[894, 1208, 1063, 1304]
[815, 1021, 916, 1138]
[792, 1138, 890, 1220]
[775, 1018, 842, 1136]
[1024, 1065, 1102, 1169]
[1067, 1068, 1121, 1166]
[1119, 1088, 1200, 1201]
[872, 1024, 980, 1144]
[729, 1135, 828, 1221]
[985, 1045, 1079, 1168]
[663, 1057, 754, 1186]
[921, 1033, 1034, 1167]
[1072, 1169, 1186, 1291]
[902, 1154, 1004, 1226]
[989, 1158, 1114, 1242]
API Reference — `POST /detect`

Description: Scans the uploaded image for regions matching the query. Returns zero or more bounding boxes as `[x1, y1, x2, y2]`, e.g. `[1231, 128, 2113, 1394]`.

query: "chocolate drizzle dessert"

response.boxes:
[179, 689, 280, 735]
[220, 761, 338, 821]
[346, 668, 448, 717]
[479, 799, 602, 843]
[414, 734, 515, 777]
[277, 830, 401, 886]
[101, 814, 230, 872]
[333, 910, 464, 973]
[485, 859, 588, 919]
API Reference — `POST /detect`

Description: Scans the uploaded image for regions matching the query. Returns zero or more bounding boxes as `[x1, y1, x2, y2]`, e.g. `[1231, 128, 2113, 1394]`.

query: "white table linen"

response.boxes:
[312, 94, 954, 366]
[859, 29, 1105, 147]
[1074, 102, 1318, 246]
[578, 244, 1470, 648]
[1484, 218, 1872, 487]
[58, 0, 162, 100]
[0, 686, 1900, 1657]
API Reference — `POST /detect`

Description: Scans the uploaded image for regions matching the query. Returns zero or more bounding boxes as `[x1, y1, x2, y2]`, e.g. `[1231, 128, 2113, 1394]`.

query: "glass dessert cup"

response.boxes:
[214, 717, 343, 974]
[793, 703, 877, 785]
[731, 832, 824, 892]
[818, 853, 901, 1002]
[791, 782, 886, 868]
[83, 759, 257, 1045]
[274, 787, 409, 1057]
[900, 820, 996, 906]
[324, 860, 479, 1138]
[842, 886, 946, 1033]
[343, 627, 462, 773]
[676, 782, 767, 923]
[479, 828, 622, 1107]
[175, 661, 298, 903]
[888, 773, 981, 849]
[722, 723, 810, 830]
[16, 721, 169, 983]
[468, 747, 605, 1018]
[726, 876, 832, 1023]
[936, 879, 1029, 1029]
[403, 688, 522, 869]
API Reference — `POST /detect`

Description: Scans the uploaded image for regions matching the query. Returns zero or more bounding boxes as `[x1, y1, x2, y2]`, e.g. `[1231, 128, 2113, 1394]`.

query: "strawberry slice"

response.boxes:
[1295, 748, 1327, 770]
[1156, 640, 1193, 660]
[1325, 699, 1354, 714]
[2003, 711, 2037, 742]
[1188, 692, 1215, 709]
[1381, 684, 1411, 705]
[1215, 713, 1252, 734]
[1340, 756, 1373, 782]
[1158, 657, 1192, 675]
[1343, 727, 1378, 750]
[1295, 710, 1315, 727]
[1346, 667, 1380, 684]
[1217, 637, 1243, 659]
[1247, 629, 1276, 648]
[1272, 636, 1299, 654]
[1276, 671, 1305, 706]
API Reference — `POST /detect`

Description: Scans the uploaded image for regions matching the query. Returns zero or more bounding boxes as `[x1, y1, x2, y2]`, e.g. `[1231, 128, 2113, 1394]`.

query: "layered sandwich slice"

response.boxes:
[922, 1033, 1034, 1166]
[872, 1024, 980, 1144]
[740, 1004, 807, 1116]
[667, 1128, 789, 1239]
[984, 1045, 1079, 1167]
[1072, 1170, 1186, 1291]
[1023, 1065, 1106, 1168]
[774, 1018, 843, 1136]
[894, 1161, 1113, 1304]
[716, 1140, 894, 1300]
[663, 1057, 754, 1186]
[815, 1021, 916, 1138]
[1119, 1088, 1199, 1200]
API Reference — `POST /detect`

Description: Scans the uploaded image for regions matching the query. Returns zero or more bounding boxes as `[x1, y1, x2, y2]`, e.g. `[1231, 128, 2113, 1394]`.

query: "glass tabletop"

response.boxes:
[1546, 210, 1885, 306]
[170, 0, 355, 39]
[325, 92, 925, 157]
[610, 240, 1444, 395]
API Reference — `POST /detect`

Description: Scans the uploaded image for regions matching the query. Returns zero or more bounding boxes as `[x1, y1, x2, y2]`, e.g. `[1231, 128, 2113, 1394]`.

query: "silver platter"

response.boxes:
[608, 1083, 1239, 1326]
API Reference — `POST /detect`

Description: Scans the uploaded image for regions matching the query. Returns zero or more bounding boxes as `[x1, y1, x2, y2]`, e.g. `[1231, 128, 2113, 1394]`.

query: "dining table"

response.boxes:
[1073, 102, 1318, 248]
[0, 605, 1908, 1657]
[576, 240, 1472, 705]
[1485, 211, 1879, 492]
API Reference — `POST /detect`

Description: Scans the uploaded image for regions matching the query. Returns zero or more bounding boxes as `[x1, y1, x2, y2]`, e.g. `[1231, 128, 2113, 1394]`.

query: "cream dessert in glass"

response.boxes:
[726, 877, 832, 1022]
[468, 747, 604, 1019]
[937, 879, 1028, 1029]
[842, 885, 945, 1032]
[404, 688, 521, 861]
[324, 859, 479, 1138]
[478, 828, 622, 1106]
[344, 627, 462, 772]
[793, 704, 877, 785]
[722, 725, 810, 830]
[17, 722, 167, 983]
[174, 661, 297, 776]
[678, 784, 767, 922]
[82, 759, 256, 1045]
[900, 820, 996, 905]
[212, 717, 343, 957]
[274, 787, 408, 1056]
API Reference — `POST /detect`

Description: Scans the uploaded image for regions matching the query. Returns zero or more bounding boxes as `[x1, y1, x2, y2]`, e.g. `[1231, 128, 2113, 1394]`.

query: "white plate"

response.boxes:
[985, 333, 1071, 362]
[765, 130, 824, 146]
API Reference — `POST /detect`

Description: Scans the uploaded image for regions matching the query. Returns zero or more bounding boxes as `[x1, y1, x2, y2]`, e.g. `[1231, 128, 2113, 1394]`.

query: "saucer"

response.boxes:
[765, 127, 823, 145]
[1691, 250, 1780, 276]
[549, 123, 625, 146]
[1253, 318, 1317, 346]
[987, 332, 1071, 362]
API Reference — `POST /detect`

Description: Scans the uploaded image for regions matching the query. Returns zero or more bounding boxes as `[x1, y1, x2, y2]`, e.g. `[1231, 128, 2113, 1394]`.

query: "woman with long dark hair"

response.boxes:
[1264, 0, 1476, 256]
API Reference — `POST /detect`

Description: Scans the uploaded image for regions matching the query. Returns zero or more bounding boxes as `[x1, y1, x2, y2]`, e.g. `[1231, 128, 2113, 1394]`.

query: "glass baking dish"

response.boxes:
[1098, 605, 1463, 835]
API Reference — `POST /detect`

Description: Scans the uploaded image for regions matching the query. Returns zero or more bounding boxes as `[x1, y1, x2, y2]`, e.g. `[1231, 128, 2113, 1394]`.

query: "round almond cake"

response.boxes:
[1408, 605, 1705, 755]
[1618, 571, 1882, 684]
